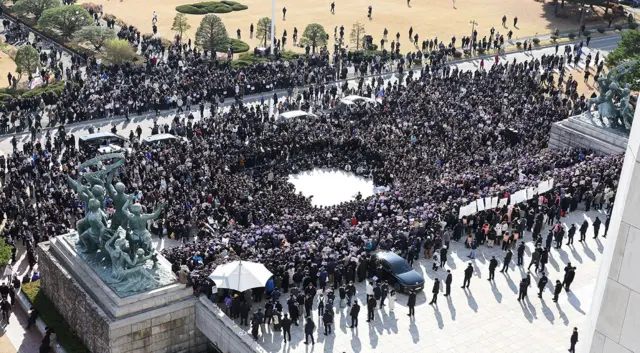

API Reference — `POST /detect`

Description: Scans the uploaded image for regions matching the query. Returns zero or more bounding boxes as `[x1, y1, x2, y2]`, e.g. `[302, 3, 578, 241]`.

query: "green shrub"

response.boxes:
[453, 51, 462, 58]
[215, 38, 249, 53]
[516, 41, 522, 47]
[568, 32, 576, 39]
[477, 48, 486, 54]
[630, 22, 638, 29]
[597, 27, 606, 33]
[615, 24, 623, 31]
[582, 30, 592, 36]
[176, 1, 247, 15]
[550, 35, 559, 42]
[532, 38, 540, 45]
[22, 281, 89, 353]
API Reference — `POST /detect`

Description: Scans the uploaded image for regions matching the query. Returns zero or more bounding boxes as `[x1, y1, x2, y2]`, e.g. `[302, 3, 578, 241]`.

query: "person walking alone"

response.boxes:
[518, 278, 528, 301]
[569, 327, 579, 352]
[281, 314, 292, 343]
[553, 280, 563, 302]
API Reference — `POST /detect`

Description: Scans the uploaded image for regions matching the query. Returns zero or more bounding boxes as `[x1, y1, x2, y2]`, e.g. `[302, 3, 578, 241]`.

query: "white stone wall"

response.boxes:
[584, 108, 640, 353]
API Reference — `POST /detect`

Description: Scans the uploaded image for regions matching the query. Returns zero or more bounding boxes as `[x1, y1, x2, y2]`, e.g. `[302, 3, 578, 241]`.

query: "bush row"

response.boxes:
[176, 1, 247, 15]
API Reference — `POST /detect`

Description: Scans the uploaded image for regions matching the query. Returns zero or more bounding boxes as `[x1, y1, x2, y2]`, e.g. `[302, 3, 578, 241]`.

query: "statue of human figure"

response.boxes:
[123, 197, 164, 256]
[105, 229, 159, 284]
[66, 173, 106, 209]
[106, 169, 132, 231]
[78, 198, 108, 253]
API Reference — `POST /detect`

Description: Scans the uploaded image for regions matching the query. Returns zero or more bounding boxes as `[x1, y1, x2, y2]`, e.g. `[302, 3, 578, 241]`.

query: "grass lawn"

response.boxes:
[21, 281, 89, 353]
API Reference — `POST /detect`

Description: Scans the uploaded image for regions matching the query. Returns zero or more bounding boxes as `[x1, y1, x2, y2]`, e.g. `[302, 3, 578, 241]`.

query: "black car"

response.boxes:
[372, 251, 425, 292]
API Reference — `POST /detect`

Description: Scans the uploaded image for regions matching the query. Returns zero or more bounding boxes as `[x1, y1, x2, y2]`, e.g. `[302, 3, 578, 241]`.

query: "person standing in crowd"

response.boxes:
[444, 270, 452, 296]
[500, 249, 513, 273]
[518, 277, 528, 301]
[517, 242, 525, 266]
[537, 272, 548, 299]
[367, 295, 376, 322]
[429, 278, 440, 305]
[579, 221, 588, 242]
[593, 217, 602, 239]
[553, 280, 563, 302]
[488, 256, 498, 281]
[462, 263, 473, 288]
[281, 314, 292, 343]
[349, 300, 360, 328]
[407, 290, 416, 317]
[304, 317, 315, 345]
[567, 224, 576, 245]
[322, 309, 333, 335]
[389, 289, 396, 311]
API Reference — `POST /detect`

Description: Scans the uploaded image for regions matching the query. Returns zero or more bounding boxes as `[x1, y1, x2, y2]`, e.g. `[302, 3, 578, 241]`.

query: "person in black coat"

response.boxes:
[240, 301, 251, 326]
[517, 278, 528, 301]
[593, 217, 602, 239]
[281, 314, 292, 343]
[500, 250, 512, 273]
[367, 296, 376, 322]
[517, 242, 525, 266]
[304, 317, 315, 345]
[569, 327, 579, 352]
[439, 246, 448, 268]
[488, 256, 498, 281]
[322, 310, 333, 335]
[537, 272, 548, 298]
[567, 224, 576, 245]
[429, 278, 440, 305]
[462, 263, 473, 288]
[407, 290, 416, 316]
[444, 270, 452, 296]
[540, 248, 549, 273]
[579, 221, 588, 242]
[553, 280, 563, 302]
[563, 267, 576, 292]
[349, 301, 360, 328]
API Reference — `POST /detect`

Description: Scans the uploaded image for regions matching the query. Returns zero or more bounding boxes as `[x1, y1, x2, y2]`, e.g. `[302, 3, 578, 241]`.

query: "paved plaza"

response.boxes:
[221, 209, 605, 353]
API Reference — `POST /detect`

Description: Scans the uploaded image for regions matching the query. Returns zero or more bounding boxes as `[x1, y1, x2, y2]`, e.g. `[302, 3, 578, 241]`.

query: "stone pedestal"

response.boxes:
[548, 113, 629, 155]
[38, 236, 208, 353]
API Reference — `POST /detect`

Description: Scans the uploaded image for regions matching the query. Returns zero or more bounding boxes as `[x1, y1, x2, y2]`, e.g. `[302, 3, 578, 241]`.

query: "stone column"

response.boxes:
[583, 109, 640, 353]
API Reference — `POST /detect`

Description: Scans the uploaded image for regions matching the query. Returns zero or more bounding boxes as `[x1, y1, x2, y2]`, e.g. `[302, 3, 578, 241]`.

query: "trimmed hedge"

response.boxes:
[176, 1, 247, 14]
[215, 38, 250, 53]
[22, 281, 89, 353]
[532, 38, 540, 45]
[0, 81, 65, 104]
[568, 32, 576, 39]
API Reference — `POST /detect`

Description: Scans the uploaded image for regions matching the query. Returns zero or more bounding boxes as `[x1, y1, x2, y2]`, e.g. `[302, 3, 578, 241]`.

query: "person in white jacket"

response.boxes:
[389, 289, 396, 312]
[366, 281, 374, 300]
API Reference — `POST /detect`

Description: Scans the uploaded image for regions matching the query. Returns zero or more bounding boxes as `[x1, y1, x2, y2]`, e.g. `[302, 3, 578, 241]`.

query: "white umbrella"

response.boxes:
[208, 261, 272, 292]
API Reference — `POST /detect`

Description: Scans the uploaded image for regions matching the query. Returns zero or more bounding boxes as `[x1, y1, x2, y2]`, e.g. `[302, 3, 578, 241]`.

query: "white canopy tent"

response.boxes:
[208, 261, 273, 292]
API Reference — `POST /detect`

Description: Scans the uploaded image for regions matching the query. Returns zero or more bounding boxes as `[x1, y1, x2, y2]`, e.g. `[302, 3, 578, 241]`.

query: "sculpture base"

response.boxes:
[38, 237, 207, 353]
[548, 113, 629, 155]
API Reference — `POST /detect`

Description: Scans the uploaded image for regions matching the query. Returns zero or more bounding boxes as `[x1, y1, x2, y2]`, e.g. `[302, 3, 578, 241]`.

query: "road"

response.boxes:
[0, 34, 621, 156]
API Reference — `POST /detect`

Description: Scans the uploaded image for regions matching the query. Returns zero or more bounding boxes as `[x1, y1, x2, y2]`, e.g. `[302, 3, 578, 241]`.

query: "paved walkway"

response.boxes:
[243, 209, 605, 353]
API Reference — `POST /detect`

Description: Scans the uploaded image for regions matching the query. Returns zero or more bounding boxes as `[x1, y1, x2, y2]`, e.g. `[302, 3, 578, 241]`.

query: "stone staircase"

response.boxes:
[548, 113, 629, 155]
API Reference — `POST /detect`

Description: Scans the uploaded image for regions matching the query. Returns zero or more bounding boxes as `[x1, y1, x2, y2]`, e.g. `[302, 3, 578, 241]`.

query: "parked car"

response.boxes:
[371, 251, 425, 292]
[79, 132, 128, 153]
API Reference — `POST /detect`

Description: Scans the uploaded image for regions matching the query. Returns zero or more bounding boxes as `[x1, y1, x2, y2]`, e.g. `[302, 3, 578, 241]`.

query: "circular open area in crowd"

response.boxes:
[287, 169, 376, 207]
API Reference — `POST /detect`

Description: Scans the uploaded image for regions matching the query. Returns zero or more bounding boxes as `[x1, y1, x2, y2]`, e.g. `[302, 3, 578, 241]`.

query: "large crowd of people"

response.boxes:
[0, 9, 624, 350]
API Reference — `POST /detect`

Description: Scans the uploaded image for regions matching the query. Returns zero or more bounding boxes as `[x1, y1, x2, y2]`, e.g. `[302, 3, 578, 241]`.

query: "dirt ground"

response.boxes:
[0, 50, 17, 89]
[82, 0, 628, 53]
